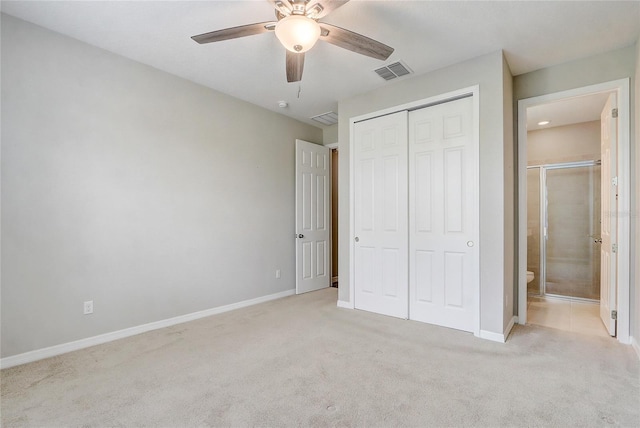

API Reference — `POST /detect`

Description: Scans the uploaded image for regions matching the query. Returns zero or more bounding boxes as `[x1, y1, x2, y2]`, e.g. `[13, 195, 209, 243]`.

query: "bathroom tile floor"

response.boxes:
[526, 296, 611, 338]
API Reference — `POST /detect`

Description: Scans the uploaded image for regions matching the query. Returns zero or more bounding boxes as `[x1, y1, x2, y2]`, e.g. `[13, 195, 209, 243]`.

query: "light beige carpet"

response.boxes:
[2, 288, 639, 427]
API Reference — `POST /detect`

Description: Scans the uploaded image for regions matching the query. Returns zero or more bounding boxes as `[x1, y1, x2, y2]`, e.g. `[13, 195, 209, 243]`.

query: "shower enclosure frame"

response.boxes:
[527, 160, 601, 302]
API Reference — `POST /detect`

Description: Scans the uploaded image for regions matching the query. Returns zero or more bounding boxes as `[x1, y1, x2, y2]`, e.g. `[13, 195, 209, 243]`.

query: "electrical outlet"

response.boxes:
[275, 269, 281, 279]
[84, 300, 94, 315]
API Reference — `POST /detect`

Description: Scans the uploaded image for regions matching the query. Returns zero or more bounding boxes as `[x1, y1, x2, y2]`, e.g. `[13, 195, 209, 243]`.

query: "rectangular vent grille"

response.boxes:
[374, 61, 412, 81]
[311, 111, 338, 125]
[374, 67, 396, 80]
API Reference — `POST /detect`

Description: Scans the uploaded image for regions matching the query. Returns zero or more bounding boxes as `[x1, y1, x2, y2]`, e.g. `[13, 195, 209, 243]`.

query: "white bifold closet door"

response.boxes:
[354, 111, 409, 319]
[409, 96, 477, 332]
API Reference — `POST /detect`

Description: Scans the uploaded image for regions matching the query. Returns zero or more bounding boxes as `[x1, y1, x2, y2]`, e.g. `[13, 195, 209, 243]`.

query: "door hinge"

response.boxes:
[612, 243, 617, 253]
[611, 310, 617, 320]
[612, 176, 618, 186]
[612, 108, 618, 118]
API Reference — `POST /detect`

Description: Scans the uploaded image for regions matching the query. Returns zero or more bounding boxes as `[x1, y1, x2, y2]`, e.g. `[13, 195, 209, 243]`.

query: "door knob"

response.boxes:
[467, 241, 474, 247]
[297, 234, 304, 239]
[354, 237, 359, 242]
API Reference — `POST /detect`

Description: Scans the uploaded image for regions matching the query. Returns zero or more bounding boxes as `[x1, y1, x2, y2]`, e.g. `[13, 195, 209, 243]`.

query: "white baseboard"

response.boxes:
[0, 289, 295, 370]
[632, 336, 640, 360]
[336, 300, 353, 309]
[479, 317, 517, 343]
[479, 330, 505, 343]
[504, 315, 517, 340]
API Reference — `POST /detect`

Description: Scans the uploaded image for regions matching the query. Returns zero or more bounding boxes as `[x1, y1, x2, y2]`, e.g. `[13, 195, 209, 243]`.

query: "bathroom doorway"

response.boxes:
[517, 79, 631, 343]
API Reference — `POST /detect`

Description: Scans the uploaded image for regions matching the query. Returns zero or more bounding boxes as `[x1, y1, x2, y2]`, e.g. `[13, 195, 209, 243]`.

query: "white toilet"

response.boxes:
[527, 271, 535, 283]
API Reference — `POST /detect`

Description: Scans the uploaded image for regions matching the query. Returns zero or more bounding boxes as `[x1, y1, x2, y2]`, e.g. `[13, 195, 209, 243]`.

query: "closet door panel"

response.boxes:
[415, 152, 433, 232]
[415, 250, 434, 302]
[382, 156, 400, 231]
[409, 96, 477, 332]
[354, 111, 408, 319]
[444, 147, 464, 233]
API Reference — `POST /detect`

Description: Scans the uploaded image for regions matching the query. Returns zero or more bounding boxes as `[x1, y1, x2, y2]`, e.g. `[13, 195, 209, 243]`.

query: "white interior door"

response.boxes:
[408, 97, 477, 332]
[295, 139, 330, 294]
[600, 93, 617, 335]
[354, 111, 409, 318]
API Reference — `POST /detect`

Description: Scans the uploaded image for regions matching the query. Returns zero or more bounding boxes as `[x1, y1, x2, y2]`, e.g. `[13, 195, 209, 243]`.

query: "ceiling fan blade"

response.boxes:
[307, 0, 349, 19]
[192, 22, 276, 44]
[286, 51, 305, 83]
[319, 23, 393, 61]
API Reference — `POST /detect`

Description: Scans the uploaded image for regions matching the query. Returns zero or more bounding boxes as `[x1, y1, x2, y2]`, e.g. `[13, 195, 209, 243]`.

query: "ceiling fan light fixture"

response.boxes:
[275, 15, 321, 53]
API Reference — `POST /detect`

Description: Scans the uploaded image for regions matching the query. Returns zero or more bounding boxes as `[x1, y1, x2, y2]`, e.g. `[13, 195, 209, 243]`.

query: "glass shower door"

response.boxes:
[545, 164, 601, 300]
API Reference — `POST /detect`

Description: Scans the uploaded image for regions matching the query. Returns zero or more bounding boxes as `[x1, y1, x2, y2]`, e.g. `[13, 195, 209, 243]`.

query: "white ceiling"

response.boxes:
[2, 1, 639, 128]
[526, 92, 611, 131]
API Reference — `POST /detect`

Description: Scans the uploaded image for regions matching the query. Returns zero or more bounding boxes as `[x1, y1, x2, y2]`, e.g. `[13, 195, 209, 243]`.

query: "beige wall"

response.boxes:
[526, 169, 541, 294]
[338, 51, 513, 336]
[514, 45, 636, 101]
[634, 38, 640, 354]
[503, 54, 516, 330]
[527, 121, 601, 165]
[1, 15, 322, 358]
[323, 124, 339, 145]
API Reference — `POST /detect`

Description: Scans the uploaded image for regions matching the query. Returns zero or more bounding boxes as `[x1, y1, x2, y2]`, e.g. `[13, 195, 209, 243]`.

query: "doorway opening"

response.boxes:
[330, 146, 339, 288]
[517, 79, 631, 344]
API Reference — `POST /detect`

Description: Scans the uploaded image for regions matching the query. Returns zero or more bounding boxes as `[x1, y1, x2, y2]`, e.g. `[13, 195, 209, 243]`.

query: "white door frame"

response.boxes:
[347, 85, 481, 337]
[517, 78, 631, 344]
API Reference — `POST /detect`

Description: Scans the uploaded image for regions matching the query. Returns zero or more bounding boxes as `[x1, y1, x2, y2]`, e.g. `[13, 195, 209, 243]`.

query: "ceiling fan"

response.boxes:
[191, 0, 394, 83]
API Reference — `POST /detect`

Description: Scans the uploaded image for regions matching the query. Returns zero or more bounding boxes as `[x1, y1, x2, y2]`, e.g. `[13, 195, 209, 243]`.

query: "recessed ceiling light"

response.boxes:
[537, 120, 551, 126]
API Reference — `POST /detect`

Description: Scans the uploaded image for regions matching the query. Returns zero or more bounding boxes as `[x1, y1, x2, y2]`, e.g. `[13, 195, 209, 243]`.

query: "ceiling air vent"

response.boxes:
[374, 61, 412, 81]
[311, 111, 338, 126]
